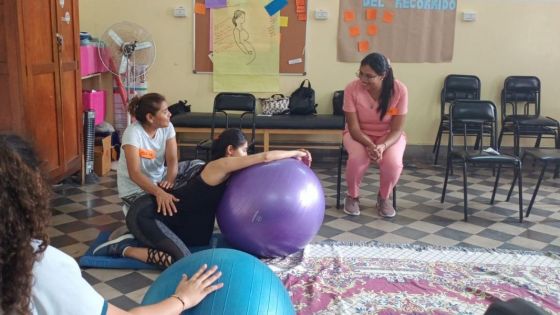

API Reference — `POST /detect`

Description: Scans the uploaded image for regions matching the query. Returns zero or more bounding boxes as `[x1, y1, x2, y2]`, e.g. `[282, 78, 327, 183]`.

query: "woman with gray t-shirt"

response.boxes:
[94, 93, 203, 268]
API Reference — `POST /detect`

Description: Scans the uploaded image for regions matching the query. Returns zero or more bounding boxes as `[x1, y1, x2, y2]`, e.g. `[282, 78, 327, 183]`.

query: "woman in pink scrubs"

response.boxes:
[343, 52, 408, 218]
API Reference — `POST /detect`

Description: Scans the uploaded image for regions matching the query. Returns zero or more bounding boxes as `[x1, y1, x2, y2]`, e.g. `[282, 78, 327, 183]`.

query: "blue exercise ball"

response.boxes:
[142, 248, 294, 315]
[217, 158, 325, 258]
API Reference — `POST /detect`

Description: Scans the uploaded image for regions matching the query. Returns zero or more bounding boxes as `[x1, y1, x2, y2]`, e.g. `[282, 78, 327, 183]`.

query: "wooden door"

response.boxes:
[55, 0, 82, 177]
[0, 0, 24, 134]
[20, 0, 64, 177]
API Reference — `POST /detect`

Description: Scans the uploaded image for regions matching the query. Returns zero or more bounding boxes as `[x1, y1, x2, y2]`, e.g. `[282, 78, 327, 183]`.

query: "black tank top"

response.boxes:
[160, 166, 228, 246]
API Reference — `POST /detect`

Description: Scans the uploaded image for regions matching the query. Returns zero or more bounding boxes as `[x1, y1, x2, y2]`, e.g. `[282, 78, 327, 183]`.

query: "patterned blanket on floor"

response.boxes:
[264, 242, 560, 315]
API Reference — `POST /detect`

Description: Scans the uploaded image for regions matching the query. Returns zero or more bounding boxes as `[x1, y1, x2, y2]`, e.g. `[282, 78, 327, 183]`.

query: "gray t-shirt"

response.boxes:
[31, 241, 107, 315]
[117, 121, 176, 198]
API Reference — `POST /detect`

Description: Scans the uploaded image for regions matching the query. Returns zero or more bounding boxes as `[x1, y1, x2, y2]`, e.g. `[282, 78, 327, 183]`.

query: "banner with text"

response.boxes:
[338, 0, 457, 63]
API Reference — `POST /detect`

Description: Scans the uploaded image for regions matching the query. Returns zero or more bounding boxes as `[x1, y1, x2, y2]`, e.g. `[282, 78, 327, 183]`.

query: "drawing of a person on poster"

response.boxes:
[232, 10, 256, 65]
[213, 0, 279, 92]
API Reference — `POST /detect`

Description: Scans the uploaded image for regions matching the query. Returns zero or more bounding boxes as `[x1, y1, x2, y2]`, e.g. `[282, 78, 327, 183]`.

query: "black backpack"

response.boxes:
[168, 100, 191, 117]
[289, 79, 317, 115]
[333, 90, 344, 116]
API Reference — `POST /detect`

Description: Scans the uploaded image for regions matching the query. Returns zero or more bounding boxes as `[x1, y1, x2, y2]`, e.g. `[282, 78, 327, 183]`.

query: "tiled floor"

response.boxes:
[49, 160, 560, 309]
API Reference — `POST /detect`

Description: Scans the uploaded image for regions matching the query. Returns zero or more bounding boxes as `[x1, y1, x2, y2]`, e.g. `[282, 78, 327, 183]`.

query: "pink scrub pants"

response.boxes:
[343, 132, 406, 199]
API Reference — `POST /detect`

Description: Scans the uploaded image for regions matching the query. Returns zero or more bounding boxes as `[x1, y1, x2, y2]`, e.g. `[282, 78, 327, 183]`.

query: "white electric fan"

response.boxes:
[98, 21, 156, 125]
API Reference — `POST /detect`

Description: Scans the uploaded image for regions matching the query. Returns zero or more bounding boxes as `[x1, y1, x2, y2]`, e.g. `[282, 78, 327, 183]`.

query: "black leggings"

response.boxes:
[126, 195, 190, 262]
[124, 160, 205, 262]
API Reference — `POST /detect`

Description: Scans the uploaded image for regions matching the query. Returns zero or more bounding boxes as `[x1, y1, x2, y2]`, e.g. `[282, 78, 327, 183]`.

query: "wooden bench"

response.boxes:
[171, 113, 345, 152]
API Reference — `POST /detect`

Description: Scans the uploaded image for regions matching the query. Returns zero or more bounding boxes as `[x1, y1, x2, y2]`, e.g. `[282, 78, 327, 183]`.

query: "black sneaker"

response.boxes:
[93, 234, 138, 257]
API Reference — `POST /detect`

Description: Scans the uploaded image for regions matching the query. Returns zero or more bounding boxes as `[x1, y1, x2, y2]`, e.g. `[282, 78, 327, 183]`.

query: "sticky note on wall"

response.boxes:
[349, 26, 360, 37]
[358, 41, 369, 52]
[195, 2, 206, 15]
[367, 24, 378, 36]
[383, 10, 395, 23]
[366, 8, 377, 20]
[344, 10, 355, 22]
[280, 16, 288, 27]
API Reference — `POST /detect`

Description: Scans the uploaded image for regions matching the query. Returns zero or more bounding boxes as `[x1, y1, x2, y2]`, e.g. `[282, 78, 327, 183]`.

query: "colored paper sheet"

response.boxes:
[297, 13, 307, 21]
[344, 10, 355, 22]
[295, 0, 305, 6]
[382, 10, 394, 23]
[213, 0, 280, 92]
[265, 0, 288, 16]
[358, 41, 369, 52]
[205, 0, 226, 9]
[296, 5, 306, 13]
[366, 8, 377, 20]
[367, 24, 378, 36]
[349, 26, 360, 37]
[195, 2, 206, 15]
[280, 16, 288, 27]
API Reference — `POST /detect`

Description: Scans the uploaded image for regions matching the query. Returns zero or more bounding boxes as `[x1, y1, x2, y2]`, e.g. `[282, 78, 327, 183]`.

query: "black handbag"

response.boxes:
[289, 79, 317, 115]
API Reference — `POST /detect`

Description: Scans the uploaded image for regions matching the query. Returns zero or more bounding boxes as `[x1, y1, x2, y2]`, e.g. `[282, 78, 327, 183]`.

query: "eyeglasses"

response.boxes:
[356, 71, 379, 81]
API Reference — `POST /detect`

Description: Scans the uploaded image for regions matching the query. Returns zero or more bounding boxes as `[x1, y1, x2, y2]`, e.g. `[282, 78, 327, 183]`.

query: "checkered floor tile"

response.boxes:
[49, 161, 560, 309]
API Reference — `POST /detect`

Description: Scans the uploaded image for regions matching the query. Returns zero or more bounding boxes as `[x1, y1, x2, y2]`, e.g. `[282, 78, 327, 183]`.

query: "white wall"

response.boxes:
[79, 0, 560, 145]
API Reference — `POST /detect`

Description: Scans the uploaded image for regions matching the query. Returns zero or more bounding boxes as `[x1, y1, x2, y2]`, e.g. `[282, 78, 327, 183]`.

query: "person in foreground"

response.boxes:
[343, 52, 408, 218]
[95, 128, 312, 268]
[0, 134, 223, 315]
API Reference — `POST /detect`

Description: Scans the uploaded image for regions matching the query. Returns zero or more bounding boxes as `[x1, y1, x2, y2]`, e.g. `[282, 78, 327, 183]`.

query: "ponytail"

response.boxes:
[378, 66, 394, 120]
[128, 96, 141, 117]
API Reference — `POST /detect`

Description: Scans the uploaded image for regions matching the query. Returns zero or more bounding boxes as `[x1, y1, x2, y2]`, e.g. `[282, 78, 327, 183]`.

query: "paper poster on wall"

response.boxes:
[213, 0, 280, 92]
[337, 0, 456, 63]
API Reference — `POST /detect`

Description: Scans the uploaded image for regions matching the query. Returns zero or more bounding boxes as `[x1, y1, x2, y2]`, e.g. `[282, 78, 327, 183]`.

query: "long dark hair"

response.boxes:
[211, 128, 247, 160]
[361, 52, 394, 119]
[128, 93, 166, 124]
[0, 135, 51, 315]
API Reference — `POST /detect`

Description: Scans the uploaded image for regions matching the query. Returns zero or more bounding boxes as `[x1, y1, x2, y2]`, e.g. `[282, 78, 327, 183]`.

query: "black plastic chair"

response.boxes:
[506, 148, 560, 216]
[441, 100, 524, 222]
[336, 145, 397, 211]
[497, 76, 559, 157]
[195, 93, 256, 160]
[433, 74, 482, 165]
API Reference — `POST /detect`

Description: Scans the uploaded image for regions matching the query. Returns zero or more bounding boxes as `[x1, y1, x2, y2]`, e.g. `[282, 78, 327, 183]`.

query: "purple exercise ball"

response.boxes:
[216, 158, 325, 258]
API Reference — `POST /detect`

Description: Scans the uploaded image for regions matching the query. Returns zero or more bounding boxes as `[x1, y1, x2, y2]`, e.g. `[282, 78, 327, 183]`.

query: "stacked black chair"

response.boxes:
[497, 76, 559, 156]
[441, 100, 524, 222]
[433, 74, 482, 165]
[195, 93, 256, 160]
